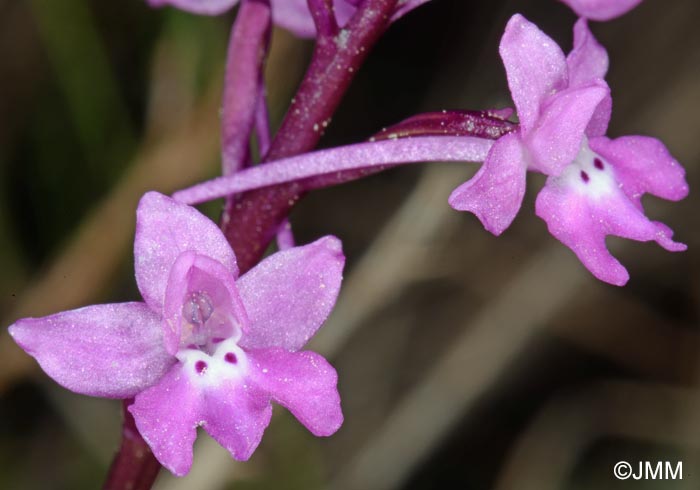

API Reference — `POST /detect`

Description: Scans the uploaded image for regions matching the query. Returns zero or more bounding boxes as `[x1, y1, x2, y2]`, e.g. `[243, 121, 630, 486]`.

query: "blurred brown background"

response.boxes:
[1, 0, 699, 489]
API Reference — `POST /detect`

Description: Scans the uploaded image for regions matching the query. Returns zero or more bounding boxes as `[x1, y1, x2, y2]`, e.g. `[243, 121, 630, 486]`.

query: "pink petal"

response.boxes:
[270, 0, 356, 38]
[566, 18, 611, 136]
[268, 0, 316, 39]
[238, 236, 345, 351]
[589, 136, 689, 205]
[147, 0, 239, 15]
[130, 365, 201, 476]
[536, 181, 628, 285]
[527, 82, 609, 175]
[488, 107, 515, 120]
[585, 92, 612, 138]
[275, 218, 296, 251]
[134, 192, 238, 312]
[499, 14, 568, 133]
[448, 132, 527, 235]
[338, 0, 432, 21]
[248, 348, 342, 436]
[130, 360, 272, 476]
[163, 252, 249, 355]
[201, 378, 272, 462]
[145, 0, 429, 35]
[567, 19, 609, 87]
[392, 0, 433, 21]
[535, 167, 686, 286]
[559, 0, 643, 21]
[9, 303, 173, 398]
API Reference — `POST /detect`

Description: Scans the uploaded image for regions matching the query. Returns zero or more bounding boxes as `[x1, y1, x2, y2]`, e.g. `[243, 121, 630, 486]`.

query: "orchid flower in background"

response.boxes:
[9, 192, 345, 476]
[560, 0, 643, 21]
[449, 14, 687, 286]
[174, 13, 688, 286]
[448, 14, 612, 235]
[148, 0, 431, 38]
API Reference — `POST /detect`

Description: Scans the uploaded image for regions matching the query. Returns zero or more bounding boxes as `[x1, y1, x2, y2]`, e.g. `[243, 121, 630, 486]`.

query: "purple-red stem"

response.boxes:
[222, 0, 399, 273]
[373, 109, 516, 141]
[102, 401, 161, 490]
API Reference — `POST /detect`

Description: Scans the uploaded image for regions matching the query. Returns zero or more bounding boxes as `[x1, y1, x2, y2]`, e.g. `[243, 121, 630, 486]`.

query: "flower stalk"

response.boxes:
[173, 136, 496, 205]
[222, 0, 399, 272]
[102, 401, 161, 490]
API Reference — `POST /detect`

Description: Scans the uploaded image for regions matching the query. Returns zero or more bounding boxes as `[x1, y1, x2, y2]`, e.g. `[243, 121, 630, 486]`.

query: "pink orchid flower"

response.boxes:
[560, 0, 643, 21]
[148, 0, 430, 38]
[448, 14, 612, 234]
[9, 192, 345, 476]
[451, 14, 687, 286]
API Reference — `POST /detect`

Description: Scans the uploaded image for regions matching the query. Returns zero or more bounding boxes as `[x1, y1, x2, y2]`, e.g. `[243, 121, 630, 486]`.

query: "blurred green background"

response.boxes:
[1, 0, 699, 489]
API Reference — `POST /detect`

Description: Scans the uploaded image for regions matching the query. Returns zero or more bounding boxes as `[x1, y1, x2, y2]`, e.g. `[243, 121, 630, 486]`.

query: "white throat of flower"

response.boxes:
[177, 290, 249, 386]
[558, 138, 617, 199]
[177, 337, 249, 387]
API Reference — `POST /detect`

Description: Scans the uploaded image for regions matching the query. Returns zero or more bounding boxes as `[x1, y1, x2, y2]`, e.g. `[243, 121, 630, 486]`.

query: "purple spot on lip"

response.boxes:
[212, 337, 225, 344]
[594, 158, 604, 170]
[195, 360, 208, 374]
[580, 170, 590, 183]
[224, 352, 238, 364]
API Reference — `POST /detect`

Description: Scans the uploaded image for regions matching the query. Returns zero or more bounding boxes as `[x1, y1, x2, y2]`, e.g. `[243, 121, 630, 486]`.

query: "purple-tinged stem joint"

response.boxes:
[222, 0, 399, 273]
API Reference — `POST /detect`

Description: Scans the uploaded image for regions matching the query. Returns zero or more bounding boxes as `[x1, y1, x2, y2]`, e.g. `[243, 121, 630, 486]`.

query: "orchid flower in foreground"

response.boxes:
[452, 14, 687, 285]
[560, 0, 643, 21]
[148, 0, 431, 38]
[9, 192, 344, 476]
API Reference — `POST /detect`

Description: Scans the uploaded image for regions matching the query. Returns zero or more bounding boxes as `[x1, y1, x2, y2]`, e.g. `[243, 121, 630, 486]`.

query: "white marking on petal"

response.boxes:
[176, 337, 249, 388]
[558, 138, 616, 199]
